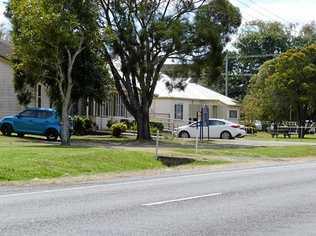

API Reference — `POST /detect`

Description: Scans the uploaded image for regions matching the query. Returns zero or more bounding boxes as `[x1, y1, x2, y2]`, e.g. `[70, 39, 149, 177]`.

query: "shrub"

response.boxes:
[73, 116, 93, 135]
[150, 127, 159, 134]
[107, 119, 116, 129]
[150, 122, 164, 132]
[111, 122, 128, 137]
[120, 119, 132, 129]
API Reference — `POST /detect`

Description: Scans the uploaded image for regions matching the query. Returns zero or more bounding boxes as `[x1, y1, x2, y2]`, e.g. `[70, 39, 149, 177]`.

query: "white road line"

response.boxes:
[142, 193, 222, 206]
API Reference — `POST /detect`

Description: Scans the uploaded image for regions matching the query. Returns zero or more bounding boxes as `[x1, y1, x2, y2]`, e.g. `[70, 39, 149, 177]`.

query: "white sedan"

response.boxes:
[176, 119, 246, 139]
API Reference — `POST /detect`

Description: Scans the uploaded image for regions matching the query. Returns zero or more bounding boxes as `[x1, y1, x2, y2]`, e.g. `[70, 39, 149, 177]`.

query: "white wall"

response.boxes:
[0, 59, 23, 117]
[0, 60, 52, 118]
[151, 98, 241, 125]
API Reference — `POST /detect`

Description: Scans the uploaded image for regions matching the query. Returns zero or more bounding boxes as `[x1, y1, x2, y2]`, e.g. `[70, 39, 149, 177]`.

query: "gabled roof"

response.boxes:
[155, 74, 239, 106]
[0, 40, 11, 60]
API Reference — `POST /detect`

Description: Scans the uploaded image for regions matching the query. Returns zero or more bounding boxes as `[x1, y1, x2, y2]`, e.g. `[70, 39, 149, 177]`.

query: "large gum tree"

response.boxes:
[10, 0, 102, 145]
[98, 0, 241, 141]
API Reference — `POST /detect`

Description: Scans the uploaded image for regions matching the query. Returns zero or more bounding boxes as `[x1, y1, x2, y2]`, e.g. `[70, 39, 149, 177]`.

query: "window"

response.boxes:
[19, 110, 36, 118]
[229, 110, 238, 119]
[37, 111, 53, 119]
[209, 120, 225, 126]
[174, 104, 184, 120]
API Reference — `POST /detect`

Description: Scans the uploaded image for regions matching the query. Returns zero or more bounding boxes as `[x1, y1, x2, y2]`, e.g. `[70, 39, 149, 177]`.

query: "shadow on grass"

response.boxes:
[23, 144, 95, 149]
[157, 156, 195, 167]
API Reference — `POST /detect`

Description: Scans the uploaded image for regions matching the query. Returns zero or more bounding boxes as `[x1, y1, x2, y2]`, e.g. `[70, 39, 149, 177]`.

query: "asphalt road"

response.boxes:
[1, 162, 316, 236]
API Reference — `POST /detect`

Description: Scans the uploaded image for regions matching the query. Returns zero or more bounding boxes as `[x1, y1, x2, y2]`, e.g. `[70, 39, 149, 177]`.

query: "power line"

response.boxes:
[235, 0, 285, 23]
[235, 0, 273, 20]
[224, 53, 279, 96]
[246, 0, 290, 25]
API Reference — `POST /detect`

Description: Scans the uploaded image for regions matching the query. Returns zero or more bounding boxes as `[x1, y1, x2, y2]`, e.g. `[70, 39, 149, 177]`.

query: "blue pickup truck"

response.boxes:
[0, 108, 65, 141]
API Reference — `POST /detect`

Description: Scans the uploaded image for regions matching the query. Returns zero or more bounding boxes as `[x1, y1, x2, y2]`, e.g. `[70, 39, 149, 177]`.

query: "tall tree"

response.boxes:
[227, 21, 316, 100]
[243, 44, 316, 138]
[10, 0, 105, 145]
[99, 0, 241, 140]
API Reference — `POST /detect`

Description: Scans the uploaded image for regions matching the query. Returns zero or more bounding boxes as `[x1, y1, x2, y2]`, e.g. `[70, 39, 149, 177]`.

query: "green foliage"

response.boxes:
[226, 21, 316, 101]
[191, 0, 241, 84]
[10, 0, 110, 107]
[107, 120, 116, 129]
[149, 122, 164, 132]
[120, 119, 133, 129]
[243, 44, 316, 126]
[99, 0, 241, 140]
[111, 122, 127, 138]
[73, 116, 93, 135]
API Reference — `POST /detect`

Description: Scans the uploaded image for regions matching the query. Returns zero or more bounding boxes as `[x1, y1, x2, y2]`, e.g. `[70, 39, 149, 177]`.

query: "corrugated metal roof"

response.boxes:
[155, 74, 238, 106]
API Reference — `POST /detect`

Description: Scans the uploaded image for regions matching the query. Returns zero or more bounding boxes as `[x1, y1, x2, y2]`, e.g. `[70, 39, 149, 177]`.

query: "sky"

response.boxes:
[0, 0, 315, 29]
[230, 0, 316, 26]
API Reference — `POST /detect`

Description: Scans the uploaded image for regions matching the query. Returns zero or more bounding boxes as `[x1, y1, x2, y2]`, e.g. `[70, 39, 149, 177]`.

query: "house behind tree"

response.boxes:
[0, 40, 240, 130]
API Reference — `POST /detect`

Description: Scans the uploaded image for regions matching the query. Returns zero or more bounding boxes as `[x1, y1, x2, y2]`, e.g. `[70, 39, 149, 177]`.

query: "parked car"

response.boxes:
[254, 120, 263, 131]
[176, 119, 246, 139]
[0, 108, 69, 141]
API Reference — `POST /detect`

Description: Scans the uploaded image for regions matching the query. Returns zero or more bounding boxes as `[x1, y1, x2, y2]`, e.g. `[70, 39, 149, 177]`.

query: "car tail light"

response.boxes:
[230, 124, 240, 128]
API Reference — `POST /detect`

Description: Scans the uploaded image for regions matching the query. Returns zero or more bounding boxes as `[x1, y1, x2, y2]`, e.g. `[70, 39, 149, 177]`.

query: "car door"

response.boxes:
[187, 121, 202, 138]
[208, 120, 226, 138]
[32, 111, 54, 134]
[13, 110, 36, 133]
[207, 120, 217, 138]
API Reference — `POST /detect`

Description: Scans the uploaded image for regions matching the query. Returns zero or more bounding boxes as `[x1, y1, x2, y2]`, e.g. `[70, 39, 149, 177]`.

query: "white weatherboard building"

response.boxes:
[0, 40, 240, 130]
[151, 75, 240, 125]
[95, 75, 240, 130]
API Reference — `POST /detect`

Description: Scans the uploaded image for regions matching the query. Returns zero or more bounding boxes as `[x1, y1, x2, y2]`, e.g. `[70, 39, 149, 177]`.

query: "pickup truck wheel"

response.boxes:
[1, 124, 13, 136]
[46, 129, 59, 141]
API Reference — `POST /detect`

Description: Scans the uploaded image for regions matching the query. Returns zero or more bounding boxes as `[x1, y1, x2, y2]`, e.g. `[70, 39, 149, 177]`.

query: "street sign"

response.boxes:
[201, 105, 209, 126]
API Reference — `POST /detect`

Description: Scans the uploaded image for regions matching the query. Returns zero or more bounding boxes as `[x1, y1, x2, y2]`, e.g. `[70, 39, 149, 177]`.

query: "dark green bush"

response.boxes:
[73, 116, 93, 135]
[150, 122, 164, 132]
[120, 119, 132, 129]
[107, 119, 116, 129]
[111, 122, 128, 137]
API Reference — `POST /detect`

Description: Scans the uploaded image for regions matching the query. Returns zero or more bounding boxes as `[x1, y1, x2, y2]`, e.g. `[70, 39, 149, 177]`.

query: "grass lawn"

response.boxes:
[173, 145, 316, 158]
[245, 132, 316, 142]
[0, 135, 226, 182]
[1, 132, 316, 182]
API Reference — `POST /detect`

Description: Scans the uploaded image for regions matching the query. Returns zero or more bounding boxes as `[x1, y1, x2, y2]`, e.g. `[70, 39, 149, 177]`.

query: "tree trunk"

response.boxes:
[60, 102, 71, 145]
[136, 110, 151, 141]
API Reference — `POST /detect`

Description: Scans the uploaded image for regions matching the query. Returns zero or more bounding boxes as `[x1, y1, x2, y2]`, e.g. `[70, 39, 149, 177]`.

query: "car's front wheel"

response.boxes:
[220, 131, 232, 139]
[46, 128, 59, 141]
[179, 131, 190, 138]
[1, 124, 13, 136]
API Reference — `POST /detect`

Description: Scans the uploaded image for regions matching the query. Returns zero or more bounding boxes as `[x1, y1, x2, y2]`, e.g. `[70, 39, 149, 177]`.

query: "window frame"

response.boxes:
[174, 104, 184, 120]
[229, 110, 238, 119]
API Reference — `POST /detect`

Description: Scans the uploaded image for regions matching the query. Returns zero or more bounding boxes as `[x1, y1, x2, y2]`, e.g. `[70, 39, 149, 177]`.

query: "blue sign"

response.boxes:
[202, 105, 209, 126]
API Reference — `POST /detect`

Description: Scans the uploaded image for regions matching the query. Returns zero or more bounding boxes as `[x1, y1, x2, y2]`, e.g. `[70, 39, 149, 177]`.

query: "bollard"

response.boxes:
[156, 130, 160, 160]
[195, 129, 199, 154]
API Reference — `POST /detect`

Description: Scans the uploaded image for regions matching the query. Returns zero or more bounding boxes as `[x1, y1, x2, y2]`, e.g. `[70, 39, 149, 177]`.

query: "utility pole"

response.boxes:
[224, 53, 279, 97]
[225, 55, 229, 97]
